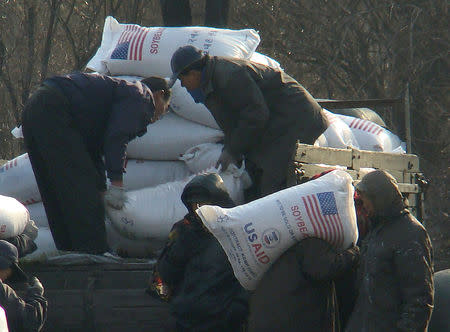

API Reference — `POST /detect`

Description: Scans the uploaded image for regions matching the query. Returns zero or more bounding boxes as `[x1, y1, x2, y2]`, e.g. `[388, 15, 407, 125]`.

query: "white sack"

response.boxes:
[105, 218, 163, 258]
[122, 159, 192, 191]
[169, 80, 220, 129]
[0, 154, 41, 205]
[20, 227, 58, 263]
[86, 16, 260, 77]
[126, 112, 224, 160]
[0, 195, 30, 239]
[106, 168, 248, 242]
[11, 126, 24, 139]
[337, 114, 406, 153]
[196, 170, 358, 290]
[315, 110, 359, 149]
[180, 143, 223, 173]
[111, 75, 143, 82]
[250, 52, 283, 70]
[179, 143, 252, 203]
[25, 202, 161, 258]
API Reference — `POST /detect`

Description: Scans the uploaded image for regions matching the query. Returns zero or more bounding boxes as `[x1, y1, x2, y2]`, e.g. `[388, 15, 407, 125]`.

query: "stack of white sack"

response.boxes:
[0, 154, 41, 205]
[105, 157, 252, 244]
[20, 219, 163, 263]
[196, 170, 358, 290]
[336, 114, 406, 153]
[314, 110, 359, 149]
[0, 152, 193, 205]
[126, 111, 224, 160]
[21, 143, 251, 261]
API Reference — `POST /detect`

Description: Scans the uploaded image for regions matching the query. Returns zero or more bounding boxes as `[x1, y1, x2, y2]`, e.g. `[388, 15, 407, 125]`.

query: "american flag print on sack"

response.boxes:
[301, 191, 344, 246]
[110, 25, 150, 61]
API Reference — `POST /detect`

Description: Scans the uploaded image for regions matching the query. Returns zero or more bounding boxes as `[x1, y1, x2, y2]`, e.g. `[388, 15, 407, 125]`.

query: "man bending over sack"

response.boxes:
[168, 45, 328, 201]
[0, 240, 47, 332]
[22, 74, 171, 254]
[345, 170, 434, 331]
[150, 173, 249, 332]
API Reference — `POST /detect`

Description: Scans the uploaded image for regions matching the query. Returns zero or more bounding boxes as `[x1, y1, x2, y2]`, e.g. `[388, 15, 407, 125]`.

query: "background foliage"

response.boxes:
[0, 0, 448, 268]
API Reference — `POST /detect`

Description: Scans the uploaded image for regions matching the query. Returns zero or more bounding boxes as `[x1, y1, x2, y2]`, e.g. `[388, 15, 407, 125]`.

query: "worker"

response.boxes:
[150, 173, 249, 332]
[345, 170, 434, 331]
[247, 237, 359, 332]
[168, 45, 328, 201]
[160, 0, 230, 28]
[0, 240, 47, 332]
[21, 73, 171, 254]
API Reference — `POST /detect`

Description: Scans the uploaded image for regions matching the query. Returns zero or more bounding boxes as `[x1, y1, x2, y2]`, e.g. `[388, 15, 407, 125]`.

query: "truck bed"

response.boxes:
[20, 262, 175, 332]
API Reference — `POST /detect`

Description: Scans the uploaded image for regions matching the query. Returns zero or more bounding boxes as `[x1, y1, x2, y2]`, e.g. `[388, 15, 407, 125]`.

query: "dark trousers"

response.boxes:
[21, 86, 108, 254]
[160, 0, 230, 28]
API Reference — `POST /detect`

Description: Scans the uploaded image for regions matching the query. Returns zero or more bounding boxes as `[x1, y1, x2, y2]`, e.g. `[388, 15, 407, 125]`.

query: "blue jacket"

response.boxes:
[45, 72, 155, 182]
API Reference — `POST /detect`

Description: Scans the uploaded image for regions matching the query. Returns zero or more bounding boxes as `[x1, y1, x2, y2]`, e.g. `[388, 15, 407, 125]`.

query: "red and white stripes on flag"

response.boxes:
[301, 192, 344, 247]
[116, 25, 150, 61]
[349, 117, 384, 136]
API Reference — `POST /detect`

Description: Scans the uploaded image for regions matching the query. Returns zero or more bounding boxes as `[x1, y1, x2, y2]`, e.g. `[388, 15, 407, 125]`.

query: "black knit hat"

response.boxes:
[0, 240, 28, 282]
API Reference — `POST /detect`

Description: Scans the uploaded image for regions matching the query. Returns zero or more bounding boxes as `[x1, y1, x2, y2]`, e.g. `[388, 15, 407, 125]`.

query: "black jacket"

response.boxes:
[199, 56, 328, 196]
[45, 72, 155, 183]
[247, 238, 359, 332]
[154, 173, 249, 331]
[346, 171, 434, 331]
[0, 281, 47, 332]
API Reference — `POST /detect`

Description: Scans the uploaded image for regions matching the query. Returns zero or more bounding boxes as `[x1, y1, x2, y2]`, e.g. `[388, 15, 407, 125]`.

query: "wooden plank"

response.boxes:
[295, 163, 407, 183]
[92, 289, 166, 307]
[95, 306, 174, 325]
[23, 262, 154, 273]
[353, 180, 419, 193]
[20, 269, 152, 290]
[294, 144, 353, 166]
[352, 149, 420, 172]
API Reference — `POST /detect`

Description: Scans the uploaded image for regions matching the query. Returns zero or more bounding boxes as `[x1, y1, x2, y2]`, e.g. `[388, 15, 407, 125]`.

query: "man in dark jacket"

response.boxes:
[21, 74, 171, 254]
[5, 220, 38, 259]
[345, 170, 434, 332]
[160, 0, 230, 28]
[0, 240, 47, 332]
[168, 45, 328, 201]
[151, 173, 249, 332]
[247, 238, 359, 332]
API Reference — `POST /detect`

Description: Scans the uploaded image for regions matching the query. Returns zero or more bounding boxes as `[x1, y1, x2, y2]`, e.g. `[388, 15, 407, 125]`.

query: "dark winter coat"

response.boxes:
[154, 173, 249, 331]
[248, 237, 359, 332]
[43, 72, 155, 184]
[0, 281, 47, 332]
[346, 171, 434, 332]
[199, 56, 328, 197]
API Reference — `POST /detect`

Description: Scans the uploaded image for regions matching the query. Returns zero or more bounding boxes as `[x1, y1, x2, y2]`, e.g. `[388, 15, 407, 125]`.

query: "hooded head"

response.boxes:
[356, 170, 406, 220]
[181, 173, 235, 214]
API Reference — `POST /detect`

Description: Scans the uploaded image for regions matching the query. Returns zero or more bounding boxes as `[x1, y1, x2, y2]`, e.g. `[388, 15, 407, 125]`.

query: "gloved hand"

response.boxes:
[23, 220, 38, 240]
[27, 276, 44, 296]
[104, 184, 127, 210]
[215, 149, 237, 172]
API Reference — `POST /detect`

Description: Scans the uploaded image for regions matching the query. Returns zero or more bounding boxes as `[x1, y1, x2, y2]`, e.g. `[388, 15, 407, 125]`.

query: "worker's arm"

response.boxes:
[104, 97, 153, 183]
[0, 280, 47, 332]
[217, 68, 270, 158]
[296, 237, 360, 281]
